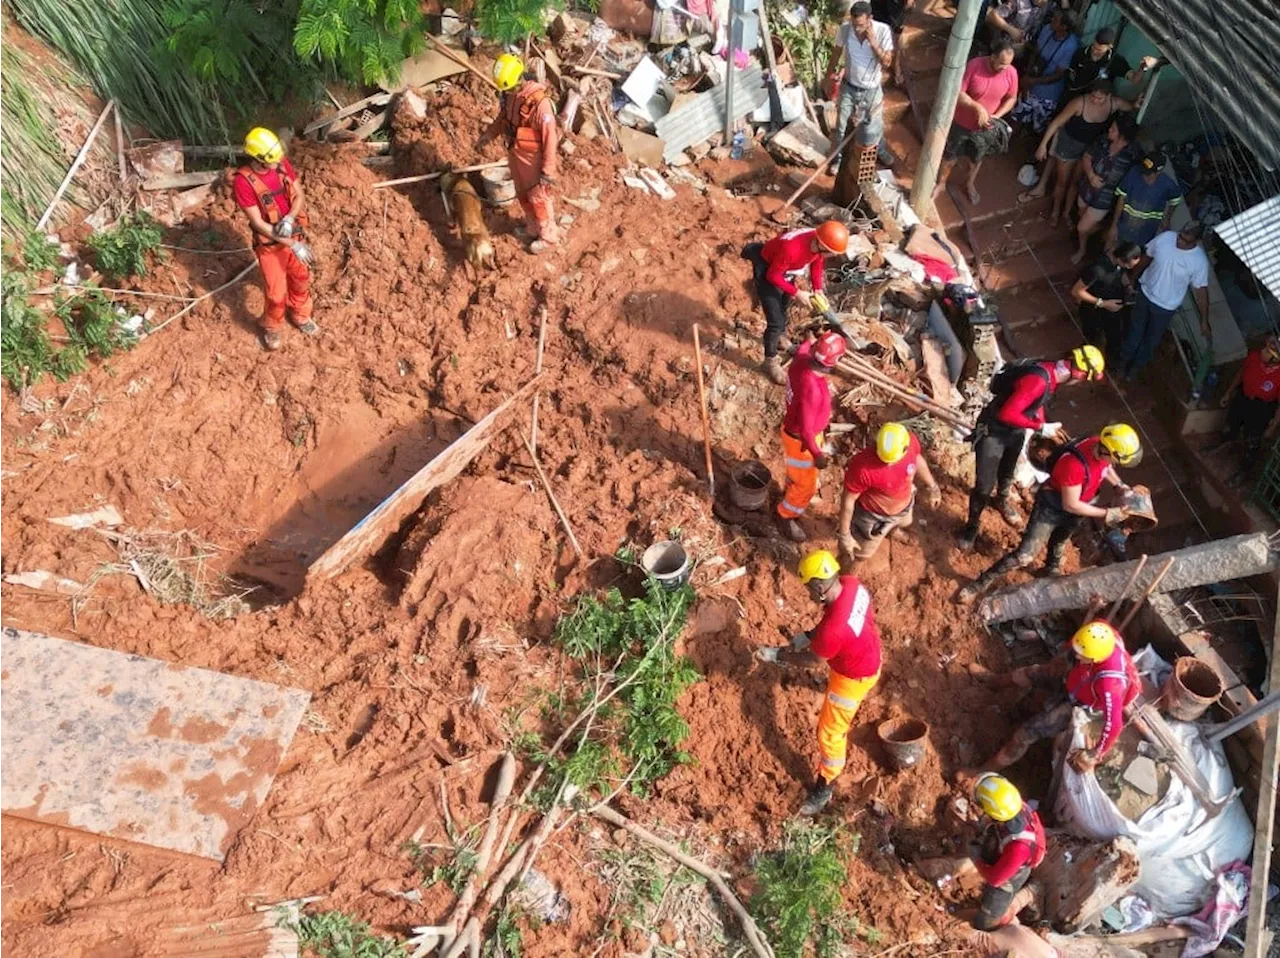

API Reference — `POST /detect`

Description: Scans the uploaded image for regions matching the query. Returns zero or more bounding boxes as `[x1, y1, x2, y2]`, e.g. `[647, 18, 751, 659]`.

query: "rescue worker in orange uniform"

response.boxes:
[740, 221, 850, 384]
[776, 331, 848, 541]
[476, 54, 560, 253]
[756, 550, 882, 816]
[838, 422, 941, 562]
[233, 127, 316, 351]
[965, 620, 1140, 776]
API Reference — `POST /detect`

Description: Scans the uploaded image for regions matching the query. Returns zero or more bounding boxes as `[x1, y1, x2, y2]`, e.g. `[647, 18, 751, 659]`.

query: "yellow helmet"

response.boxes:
[875, 422, 911, 464]
[974, 773, 1023, 822]
[1071, 344, 1105, 381]
[1099, 423, 1142, 467]
[797, 549, 840, 584]
[244, 126, 284, 164]
[493, 53, 525, 91]
[1071, 620, 1118, 662]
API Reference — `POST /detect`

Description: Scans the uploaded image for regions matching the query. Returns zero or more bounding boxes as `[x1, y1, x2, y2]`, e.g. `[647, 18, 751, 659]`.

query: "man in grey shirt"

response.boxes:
[828, 2, 896, 167]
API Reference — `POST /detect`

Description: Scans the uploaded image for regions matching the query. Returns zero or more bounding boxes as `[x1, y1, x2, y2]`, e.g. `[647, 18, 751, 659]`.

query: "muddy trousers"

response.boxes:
[742, 243, 793, 360]
[971, 493, 1080, 588]
[985, 697, 1074, 771]
[255, 242, 313, 331]
[816, 670, 880, 784]
[509, 145, 561, 245]
[847, 499, 914, 559]
[974, 871, 1037, 931]
[778, 428, 821, 519]
[963, 425, 1027, 539]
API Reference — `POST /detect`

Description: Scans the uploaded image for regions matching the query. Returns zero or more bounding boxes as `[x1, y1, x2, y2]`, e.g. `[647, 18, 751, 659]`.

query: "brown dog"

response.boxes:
[440, 171, 495, 274]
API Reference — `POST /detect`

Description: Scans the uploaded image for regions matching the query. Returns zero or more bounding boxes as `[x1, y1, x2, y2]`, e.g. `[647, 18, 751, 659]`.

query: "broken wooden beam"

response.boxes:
[1244, 580, 1280, 958]
[302, 92, 394, 135]
[979, 533, 1278, 624]
[306, 377, 541, 584]
[141, 170, 222, 191]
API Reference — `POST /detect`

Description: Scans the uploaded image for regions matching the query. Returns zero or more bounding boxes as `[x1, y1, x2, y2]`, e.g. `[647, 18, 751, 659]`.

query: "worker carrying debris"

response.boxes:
[960, 345, 1106, 550]
[233, 127, 317, 351]
[967, 774, 1046, 931]
[838, 422, 942, 562]
[741, 221, 850, 385]
[476, 54, 561, 253]
[755, 550, 882, 817]
[776, 331, 848, 541]
[966, 619, 1140, 775]
[958, 423, 1142, 604]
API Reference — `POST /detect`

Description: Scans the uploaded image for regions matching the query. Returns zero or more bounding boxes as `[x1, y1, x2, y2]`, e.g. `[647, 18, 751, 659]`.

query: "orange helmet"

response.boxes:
[813, 331, 847, 367]
[815, 220, 849, 255]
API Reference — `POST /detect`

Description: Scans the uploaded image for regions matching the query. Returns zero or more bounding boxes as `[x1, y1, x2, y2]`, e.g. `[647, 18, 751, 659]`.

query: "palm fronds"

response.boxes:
[0, 43, 71, 239]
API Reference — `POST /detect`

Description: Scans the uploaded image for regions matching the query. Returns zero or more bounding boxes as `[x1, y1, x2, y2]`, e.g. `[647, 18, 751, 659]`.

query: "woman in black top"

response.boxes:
[1071, 240, 1142, 354]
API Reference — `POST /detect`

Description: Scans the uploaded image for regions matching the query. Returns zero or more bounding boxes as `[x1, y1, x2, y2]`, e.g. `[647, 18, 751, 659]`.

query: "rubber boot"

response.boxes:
[958, 492, 986, 551]
[776, 512, 808, 542]
[798, 778, 834, 816]
[1043, 539, 1068, 576]
[762, 355, 787, 385]
[996, 486, 1022, 527]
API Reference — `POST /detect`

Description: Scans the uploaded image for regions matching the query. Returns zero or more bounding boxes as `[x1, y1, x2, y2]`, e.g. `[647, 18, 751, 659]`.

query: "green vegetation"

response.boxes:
[296, 909, 405, 958]
[749, 821, 878, 958]
[86, 212, 165, 281]
[767, 0, 834, 91]
[15, 226, 61, 272]
[475, 0, 560, 45]
[0, 45, 72, 240]
[294, 0, 425, 85]
[484, 904, 526, 958]
[401, 833, 479, 893]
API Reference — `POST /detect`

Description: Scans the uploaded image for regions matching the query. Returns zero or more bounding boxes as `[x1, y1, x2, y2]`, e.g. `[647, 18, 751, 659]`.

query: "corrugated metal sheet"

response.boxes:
[1116, 0, 1280, 169]
[1213, 195, 1280, 303]
[654, 64, 766, 162]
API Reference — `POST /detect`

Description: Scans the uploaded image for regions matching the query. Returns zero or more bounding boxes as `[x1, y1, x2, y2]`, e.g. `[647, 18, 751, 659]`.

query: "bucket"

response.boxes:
[640, 540, 691, 590]
[480, 166, 516, 205]
[1161, 657, 1223, 722]
[729, 460, 771, 512]
[877, 717, 929, 771]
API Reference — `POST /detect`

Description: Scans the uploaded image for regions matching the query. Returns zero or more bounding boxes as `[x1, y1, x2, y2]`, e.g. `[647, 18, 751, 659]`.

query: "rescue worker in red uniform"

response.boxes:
[740, 221, 850, 384]
[965, 620, 1140, 775]
[838, 421, 942, 562]
[1207, 335, 1280, 484]
[755, 550, 882, 816]
[476, 54, 560, 253]
[960, 345, 1106, 550]
[776, 331, 847, 541]
[968, 774, 1046, 932]
[233, 127, 316, 351]
[958, 423, 1141, 604]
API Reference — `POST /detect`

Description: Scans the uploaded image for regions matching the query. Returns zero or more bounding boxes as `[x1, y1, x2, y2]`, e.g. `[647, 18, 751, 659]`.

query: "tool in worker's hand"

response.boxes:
[291, 241, 315, 267]
[274, 213, 297, 239]
[810, 292, 853, 343]
[1119, 484, 1158, 532]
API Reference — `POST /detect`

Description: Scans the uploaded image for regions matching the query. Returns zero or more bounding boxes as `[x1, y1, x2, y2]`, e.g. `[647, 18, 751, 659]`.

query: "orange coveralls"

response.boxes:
[234, 165, 313, 332]
[484, 80, 561, 244]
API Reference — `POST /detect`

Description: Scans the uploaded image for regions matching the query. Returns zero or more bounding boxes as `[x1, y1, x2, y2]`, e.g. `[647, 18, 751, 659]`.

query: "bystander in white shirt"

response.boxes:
[1140, 230, 1210, 311]
[836, 19, 894, 89]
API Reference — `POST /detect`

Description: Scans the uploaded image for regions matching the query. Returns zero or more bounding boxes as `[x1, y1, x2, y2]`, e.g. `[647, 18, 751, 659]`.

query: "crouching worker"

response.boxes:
[755, 550, 881, 817]
[838, 422, 941, 563]
[958, 423, 1141, 604]
[969, 774, 1046, 931]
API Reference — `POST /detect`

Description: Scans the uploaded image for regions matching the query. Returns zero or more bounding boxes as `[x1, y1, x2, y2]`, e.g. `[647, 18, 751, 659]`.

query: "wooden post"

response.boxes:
[38, 101, 115, 231]
[692, 324, 716, 499]
[520, 427, 584, 559]
[908, 0, 984, 219]
[1244, 580, 1280, 957]
[530, 306, 549, 456]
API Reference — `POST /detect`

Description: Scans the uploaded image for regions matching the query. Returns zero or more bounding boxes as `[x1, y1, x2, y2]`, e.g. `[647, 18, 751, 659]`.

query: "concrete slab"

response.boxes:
[1122, 755, 1160, 795]
[1, 628, 309, 860]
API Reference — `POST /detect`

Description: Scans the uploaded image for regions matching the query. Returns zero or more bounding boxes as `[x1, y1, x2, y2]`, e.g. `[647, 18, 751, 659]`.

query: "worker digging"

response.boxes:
[838, 421, 942, 564]
[233, 127, 317, 351]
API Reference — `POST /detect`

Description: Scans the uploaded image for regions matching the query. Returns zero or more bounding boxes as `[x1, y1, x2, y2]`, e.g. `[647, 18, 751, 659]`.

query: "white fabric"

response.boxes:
[1054, 646, 1254, 920]
[836, 19, 894, 89]
[1140, 231, 1210, 311]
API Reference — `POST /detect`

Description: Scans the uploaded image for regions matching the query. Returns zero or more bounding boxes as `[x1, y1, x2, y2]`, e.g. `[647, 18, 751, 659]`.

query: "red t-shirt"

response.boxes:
[783, 342, 833, 458]
[232, 158, 298, 217]
[1049, 437, 1108, 503]
[761, 228, 825, 296]
[976, 810, 1046, 886]
[955, 56, 1019, 132]
[842, 433, 920, 516]
[996, 362, 1058, 430]
[1241, 348, 1280, 402]
[810, 576, 882, 679]
[1066, 642, 1140, 757]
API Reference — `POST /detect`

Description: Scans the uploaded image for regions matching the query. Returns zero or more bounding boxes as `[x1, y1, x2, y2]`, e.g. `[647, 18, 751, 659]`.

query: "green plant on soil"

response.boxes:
[401, 829, 480, 893]
[86, 212, 164, 280]
[475, 0, 562, 45]
[766, 0, 833, 91]
[3, 271, 63, 389]
[295, 909, 405, 958]
[483, 903, 526, 958]
[10, 225, 61, 273]
[0, 44, 72, 240]
[293, 0, 425, 85]
[749, 820, 877, 958]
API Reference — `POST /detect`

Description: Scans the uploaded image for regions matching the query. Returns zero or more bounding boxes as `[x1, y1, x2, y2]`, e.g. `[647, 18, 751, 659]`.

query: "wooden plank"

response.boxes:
[141, 170, 222, 191]
[306, 377, 541, 584]
[1243, 581, 1280, 958]
[301, 92, 393, 135]
[859, 181, 904, 242]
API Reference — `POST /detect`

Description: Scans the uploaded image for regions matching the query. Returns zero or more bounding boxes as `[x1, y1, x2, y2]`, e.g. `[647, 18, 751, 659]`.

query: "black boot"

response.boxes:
[958, 492, 987, 551]
[798, 778, 834, 816]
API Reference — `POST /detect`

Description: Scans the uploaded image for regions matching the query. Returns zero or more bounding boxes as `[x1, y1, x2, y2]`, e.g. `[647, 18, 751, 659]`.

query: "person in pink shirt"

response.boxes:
[934, 36, 1019, 207]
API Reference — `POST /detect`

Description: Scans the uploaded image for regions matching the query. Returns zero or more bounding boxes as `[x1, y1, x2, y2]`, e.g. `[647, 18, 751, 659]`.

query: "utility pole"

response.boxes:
[909, 0, 984, 218]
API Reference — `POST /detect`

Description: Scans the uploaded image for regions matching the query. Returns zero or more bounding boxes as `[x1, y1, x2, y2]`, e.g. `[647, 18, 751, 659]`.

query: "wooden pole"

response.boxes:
[1106, 554, 1148, 622]
[113, 107, 127, 183]
[1115, 557, 1176, 633]
[372, 161, 507, 189]
[530, 306, 549, 456]
[149, 261, 259, 333]
[520, 426, 583, 558]
[834, 358, 974, 430]
[1205, 691, 1280, 745]
[692, 324, 716, 499]
[1244, 583, 1280, 958]
[723, 8, 737, 141]
[425, 34, 500, 91]
[38, 100, 115, 231]
[908, 0, 984, 219]
[776, 129, 859, 215]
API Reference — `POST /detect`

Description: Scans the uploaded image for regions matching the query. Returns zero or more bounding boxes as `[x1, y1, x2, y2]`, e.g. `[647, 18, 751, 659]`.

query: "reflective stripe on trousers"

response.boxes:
[777, 427, 821, 519]
[816, 669, 880, 783]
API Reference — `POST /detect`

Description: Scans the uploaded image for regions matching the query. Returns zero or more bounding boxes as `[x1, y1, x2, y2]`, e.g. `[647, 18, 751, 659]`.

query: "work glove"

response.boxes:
[926, 485, 942, 509]
[790, 632, 811, 652]
[291, 241, 315, 267]
[273, 213, 297, 239]
[1038, 421, 1064, 440]
[755, 647, 781, 664]
[1103, 506, 1127, 528]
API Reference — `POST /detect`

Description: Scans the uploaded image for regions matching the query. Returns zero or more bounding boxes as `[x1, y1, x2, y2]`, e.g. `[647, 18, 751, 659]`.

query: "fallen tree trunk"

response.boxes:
[979, 532, 1278, 624]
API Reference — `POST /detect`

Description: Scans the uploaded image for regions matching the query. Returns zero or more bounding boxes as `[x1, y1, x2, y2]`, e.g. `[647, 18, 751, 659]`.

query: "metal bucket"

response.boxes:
[480, 166, 516, 205]
[729, 460, 771, 512]
[877, 717, 929, 770]
[1161, 657, 1222, 722]
[640, 540, 691, 590]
